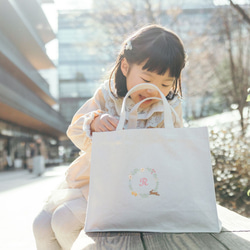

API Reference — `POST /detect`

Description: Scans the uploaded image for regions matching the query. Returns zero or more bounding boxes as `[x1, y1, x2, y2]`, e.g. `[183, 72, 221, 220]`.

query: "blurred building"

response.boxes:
[57, 0, 216, 123]
[56, 1, 248, 130]
[58, 10, 109, 123]
[0, 0, 68, 170]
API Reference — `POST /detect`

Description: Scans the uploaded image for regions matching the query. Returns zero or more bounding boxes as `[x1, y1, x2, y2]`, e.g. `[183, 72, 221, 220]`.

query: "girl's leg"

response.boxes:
[33, 210, 61, 250]
[51, 197, 87, 250]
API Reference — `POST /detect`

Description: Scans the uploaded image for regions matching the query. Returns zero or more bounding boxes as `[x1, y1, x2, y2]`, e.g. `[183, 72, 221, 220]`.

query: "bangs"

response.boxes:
[133, 32, 184, 77]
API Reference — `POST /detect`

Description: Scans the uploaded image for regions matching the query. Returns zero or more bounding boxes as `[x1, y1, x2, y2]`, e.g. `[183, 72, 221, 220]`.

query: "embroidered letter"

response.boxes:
[129, 168, 160, 198]
[139, 178, 148, 186]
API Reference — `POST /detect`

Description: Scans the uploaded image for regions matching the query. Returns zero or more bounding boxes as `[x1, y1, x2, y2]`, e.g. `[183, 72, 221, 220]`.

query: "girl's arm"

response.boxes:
[66, 87, 106, 151]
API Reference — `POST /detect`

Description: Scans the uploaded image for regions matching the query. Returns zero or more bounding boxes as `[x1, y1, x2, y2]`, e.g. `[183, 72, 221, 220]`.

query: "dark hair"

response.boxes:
[109, 24, 186, 99]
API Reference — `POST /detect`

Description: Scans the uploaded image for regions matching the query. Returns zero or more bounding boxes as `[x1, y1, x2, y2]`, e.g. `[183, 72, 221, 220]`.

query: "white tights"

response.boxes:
[33, 197, 87, 250]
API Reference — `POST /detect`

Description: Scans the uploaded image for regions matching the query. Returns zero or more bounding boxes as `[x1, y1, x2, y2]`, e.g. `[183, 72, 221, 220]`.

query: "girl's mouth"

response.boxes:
[139, 95, 152, 104]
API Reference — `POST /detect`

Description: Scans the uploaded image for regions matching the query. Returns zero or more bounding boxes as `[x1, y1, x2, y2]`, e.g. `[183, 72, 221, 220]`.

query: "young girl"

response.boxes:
[33, 24, 186, 250]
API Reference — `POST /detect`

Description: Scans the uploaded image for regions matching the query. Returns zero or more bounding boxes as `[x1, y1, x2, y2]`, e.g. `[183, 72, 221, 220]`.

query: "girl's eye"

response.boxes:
[141, 78, 150, 83]
[162, 84, 171, 88]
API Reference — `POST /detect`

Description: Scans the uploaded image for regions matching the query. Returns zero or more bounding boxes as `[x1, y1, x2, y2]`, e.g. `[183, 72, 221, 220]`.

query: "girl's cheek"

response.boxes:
[130, 93, 138, 102]
[162, 89, 170, 97]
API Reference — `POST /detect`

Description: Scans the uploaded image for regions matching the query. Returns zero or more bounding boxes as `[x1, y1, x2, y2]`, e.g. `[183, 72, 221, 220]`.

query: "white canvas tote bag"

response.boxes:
[85, 83, 221, 233]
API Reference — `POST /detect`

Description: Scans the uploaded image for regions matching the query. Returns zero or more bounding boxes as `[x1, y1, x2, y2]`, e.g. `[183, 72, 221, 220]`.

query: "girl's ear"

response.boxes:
[120, 58, 129, 77]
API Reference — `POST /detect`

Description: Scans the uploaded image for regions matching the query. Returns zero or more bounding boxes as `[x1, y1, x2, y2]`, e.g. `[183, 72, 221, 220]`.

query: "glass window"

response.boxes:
[58, 62, 107, 82]
[59, 81, 100, 98]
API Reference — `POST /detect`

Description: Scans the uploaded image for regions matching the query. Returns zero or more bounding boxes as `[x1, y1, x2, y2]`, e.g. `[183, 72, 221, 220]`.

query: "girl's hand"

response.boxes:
[91, 114, 119, 132]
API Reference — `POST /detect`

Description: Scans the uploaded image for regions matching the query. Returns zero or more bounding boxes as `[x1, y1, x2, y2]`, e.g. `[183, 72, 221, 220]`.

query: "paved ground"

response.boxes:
[0, 165, 68, 250]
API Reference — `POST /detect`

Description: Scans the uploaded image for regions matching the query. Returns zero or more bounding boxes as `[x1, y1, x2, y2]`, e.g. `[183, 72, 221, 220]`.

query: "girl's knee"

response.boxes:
[33, 210, 53, 238]
[51, 199, 86, 233]
[51, 204, 83, 250]
[51, 204, 76, 234]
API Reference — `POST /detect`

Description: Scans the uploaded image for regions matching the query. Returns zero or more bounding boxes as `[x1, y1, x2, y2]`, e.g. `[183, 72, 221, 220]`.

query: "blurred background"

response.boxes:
[0, 0, 249, 219]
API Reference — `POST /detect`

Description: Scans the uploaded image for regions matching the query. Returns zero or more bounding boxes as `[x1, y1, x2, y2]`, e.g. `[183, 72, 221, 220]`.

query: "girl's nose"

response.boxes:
[146, 89, 157, 96]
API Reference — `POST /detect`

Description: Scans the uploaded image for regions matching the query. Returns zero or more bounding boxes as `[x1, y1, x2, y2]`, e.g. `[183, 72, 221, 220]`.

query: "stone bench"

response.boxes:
[72, 205, 250, 250]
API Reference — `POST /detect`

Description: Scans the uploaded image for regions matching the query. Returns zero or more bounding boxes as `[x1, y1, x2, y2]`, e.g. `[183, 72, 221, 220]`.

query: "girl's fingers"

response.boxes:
[100, 116, 118, 131]
[93, 114, 118, 132]
[96, 124, 105, 132]
[95, 120, 114, 132]
[103, 119, 116, 131]
[108, 117, 119, 127]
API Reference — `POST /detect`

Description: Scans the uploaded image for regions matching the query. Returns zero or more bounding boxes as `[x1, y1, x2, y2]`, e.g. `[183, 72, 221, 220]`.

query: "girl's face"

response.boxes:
[121, 58, 176, 108]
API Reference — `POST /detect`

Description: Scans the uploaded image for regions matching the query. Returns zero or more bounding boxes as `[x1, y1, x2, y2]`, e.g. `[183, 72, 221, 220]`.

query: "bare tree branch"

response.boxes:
[229, 0, 250, 25]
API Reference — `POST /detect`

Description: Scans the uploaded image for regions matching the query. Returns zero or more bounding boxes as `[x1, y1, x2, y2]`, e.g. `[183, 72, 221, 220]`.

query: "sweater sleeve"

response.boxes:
[66, 87, 105, 151]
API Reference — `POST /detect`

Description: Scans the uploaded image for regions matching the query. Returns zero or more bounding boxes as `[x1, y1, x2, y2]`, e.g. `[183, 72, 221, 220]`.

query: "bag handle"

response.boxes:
[117, 83, 178, 130]
[127, 97, 162, 129]
[127, 96, 181, 129]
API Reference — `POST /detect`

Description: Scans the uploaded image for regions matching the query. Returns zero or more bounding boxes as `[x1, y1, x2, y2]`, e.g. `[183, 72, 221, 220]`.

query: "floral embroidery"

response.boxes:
[128, 168, 160, 198]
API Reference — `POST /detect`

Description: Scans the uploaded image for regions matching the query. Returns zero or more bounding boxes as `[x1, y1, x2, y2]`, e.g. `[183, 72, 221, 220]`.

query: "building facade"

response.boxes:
[56, 0, 249, 128]
[58, 10, 110, 122]
[0, 0, 68, 170]
[57, 1, 216, 123]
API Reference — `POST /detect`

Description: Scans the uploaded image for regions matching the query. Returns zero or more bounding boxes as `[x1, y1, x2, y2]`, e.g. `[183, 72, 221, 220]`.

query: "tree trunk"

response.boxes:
[238, 105, 245, 134]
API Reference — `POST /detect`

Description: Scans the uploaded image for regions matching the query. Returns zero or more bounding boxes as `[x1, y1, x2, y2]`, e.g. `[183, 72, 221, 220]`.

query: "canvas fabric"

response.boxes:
[85, 83, 221, 233]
